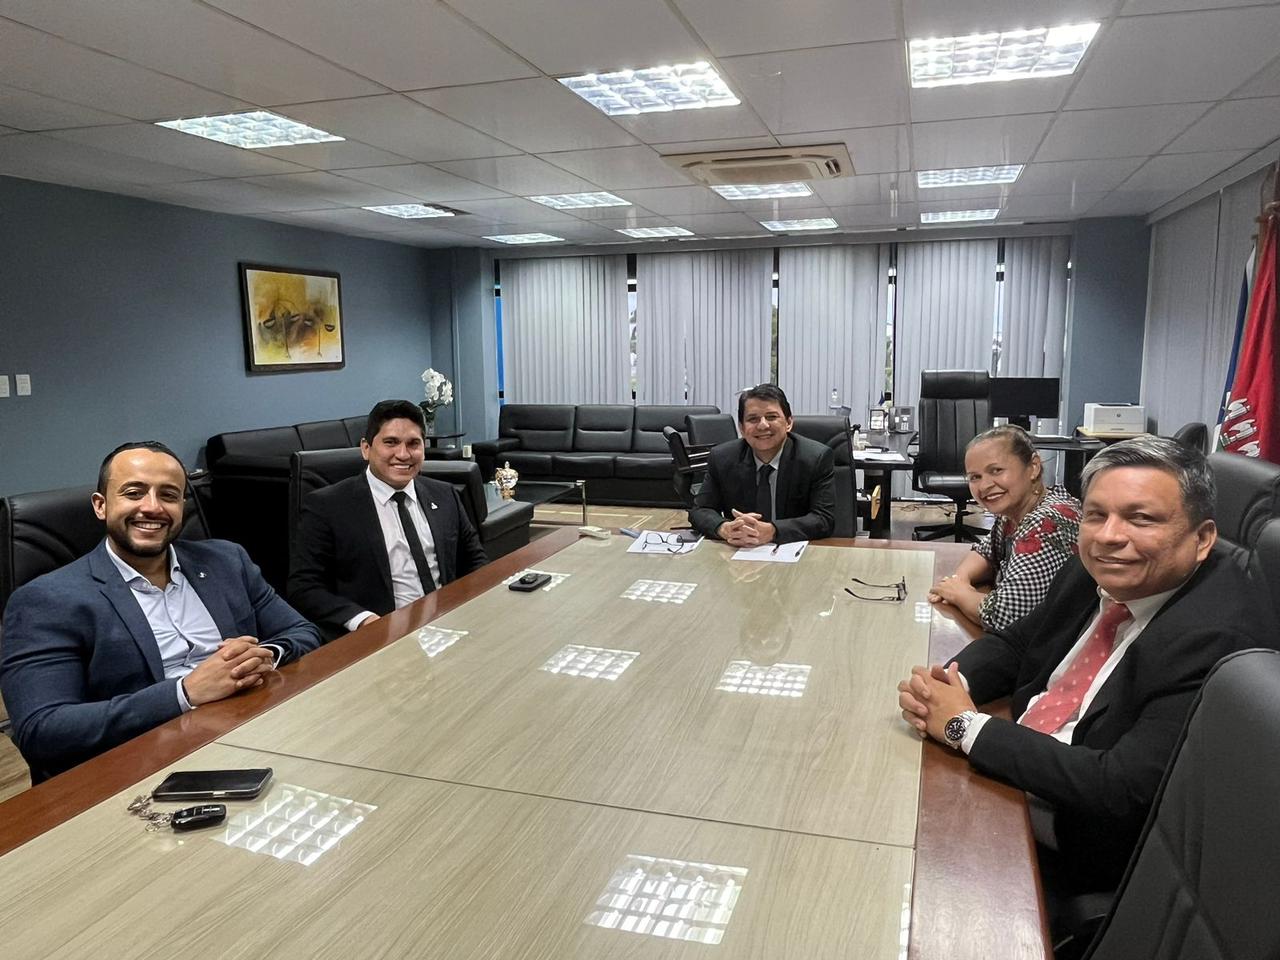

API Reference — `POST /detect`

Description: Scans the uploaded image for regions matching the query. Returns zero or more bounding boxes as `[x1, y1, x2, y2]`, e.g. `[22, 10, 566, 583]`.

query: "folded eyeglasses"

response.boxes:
[845, 575, 908, 603]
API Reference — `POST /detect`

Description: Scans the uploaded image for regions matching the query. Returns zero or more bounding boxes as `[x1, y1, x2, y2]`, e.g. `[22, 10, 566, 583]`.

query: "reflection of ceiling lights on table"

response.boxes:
[716, 661, 811, 698]
[540, 644, 638, 680]
[585, 853, 749, 944]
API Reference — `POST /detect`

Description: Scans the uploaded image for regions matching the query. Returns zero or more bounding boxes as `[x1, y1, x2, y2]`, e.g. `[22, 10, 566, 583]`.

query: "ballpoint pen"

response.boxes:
[771, 542, 781, 554]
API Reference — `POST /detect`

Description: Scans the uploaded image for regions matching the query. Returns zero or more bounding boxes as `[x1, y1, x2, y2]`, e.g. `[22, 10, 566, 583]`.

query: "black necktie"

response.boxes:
[756, 464, 774, 522]
[392, 491, 436, 594]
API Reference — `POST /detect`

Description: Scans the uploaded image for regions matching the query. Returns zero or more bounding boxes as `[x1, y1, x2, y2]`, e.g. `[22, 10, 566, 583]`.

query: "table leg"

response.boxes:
[578, 481, 587, 524]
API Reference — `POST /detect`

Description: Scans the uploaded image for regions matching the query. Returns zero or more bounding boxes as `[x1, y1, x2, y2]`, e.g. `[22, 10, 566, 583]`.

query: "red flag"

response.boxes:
[1220, 210, 1279, 463]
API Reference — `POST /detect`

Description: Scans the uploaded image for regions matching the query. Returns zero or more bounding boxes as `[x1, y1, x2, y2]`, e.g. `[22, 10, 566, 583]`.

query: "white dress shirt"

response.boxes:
[347, 469, 440, 631]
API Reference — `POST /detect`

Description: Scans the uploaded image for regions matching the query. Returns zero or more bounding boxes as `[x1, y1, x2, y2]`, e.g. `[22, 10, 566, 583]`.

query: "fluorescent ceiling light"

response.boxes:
[710, 182, 814, 200]
[484, 233, 565, 244]
[615, 226, 694, 238]
[362, 203, 455, 219]
[528, 192, 631, 209]
[909, 22, 1100, 88]
[921, 209, 1000, 223]
[917, 165, 1023, 189]
[156, 110, 343, 149]
[560, 61, 739, 116]
[759, 218, 838, 231]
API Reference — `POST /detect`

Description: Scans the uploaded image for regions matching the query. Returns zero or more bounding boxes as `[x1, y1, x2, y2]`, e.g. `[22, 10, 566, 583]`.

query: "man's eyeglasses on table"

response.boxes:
[845, 576, 908, 603]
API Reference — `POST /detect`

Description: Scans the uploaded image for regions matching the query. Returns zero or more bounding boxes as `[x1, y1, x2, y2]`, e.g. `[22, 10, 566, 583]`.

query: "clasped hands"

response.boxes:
[181, 636, 277, 707]
[718, 509, 777, 547]
[897, 663, 977, 743]
[927, 573, 981, 609]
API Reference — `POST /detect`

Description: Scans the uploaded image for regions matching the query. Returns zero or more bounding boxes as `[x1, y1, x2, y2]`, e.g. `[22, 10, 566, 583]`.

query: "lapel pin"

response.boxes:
[430, 502, 438, 510]
[198, 572, 207, 579]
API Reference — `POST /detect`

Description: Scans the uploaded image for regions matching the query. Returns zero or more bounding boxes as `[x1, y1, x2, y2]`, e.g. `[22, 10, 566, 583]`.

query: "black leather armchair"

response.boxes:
[662, 427, 711, 512]
[911, 370, 991, 542]
[1170, 421, 1209, 455]
[685, 413, 737, 446]
[288, 449, 534, 565]
[790, 415, 861, 538]
[1209, 450, 1280, 555]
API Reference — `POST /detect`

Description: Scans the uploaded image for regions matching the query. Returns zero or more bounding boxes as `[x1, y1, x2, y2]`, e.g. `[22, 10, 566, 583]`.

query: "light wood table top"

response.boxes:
[0, 530, 1050, 960]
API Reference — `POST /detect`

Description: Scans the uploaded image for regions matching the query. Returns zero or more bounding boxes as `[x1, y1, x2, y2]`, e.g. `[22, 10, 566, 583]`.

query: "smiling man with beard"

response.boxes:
[896, 435, 1276, 905]
[689, 384, 835, 546]
[0, 441, 321, 783]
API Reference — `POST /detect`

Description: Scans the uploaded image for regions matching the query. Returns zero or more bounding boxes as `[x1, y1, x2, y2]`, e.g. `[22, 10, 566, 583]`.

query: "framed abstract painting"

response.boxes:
[239, 263, 345, 372]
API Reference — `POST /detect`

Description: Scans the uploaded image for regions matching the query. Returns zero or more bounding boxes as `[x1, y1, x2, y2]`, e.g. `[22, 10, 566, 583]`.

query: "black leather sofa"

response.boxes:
[473, 404, 720, 506]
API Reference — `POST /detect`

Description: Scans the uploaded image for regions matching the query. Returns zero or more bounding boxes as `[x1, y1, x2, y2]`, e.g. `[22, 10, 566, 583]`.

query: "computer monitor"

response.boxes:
[990, 377, 1061, 430]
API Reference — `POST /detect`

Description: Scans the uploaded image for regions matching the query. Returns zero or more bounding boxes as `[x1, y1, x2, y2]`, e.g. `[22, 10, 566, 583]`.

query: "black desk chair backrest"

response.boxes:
[1083, 648, 1280, 960]
[0, 481, 209, 615]
[662, 426, 710, 511]
[790, 415, 856, 538]
[1209, 451, 1280, 555]
[686, 413, 737, 447]
[1171, 421, 1209, 456]
[911, 370, 991, 542]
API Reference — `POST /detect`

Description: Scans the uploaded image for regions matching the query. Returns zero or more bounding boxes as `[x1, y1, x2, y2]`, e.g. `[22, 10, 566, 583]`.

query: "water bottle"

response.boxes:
[830, 387, 840, 408]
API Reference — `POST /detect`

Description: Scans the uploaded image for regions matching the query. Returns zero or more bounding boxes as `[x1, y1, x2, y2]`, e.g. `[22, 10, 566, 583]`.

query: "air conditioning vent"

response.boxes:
[662, 144, 853, 186]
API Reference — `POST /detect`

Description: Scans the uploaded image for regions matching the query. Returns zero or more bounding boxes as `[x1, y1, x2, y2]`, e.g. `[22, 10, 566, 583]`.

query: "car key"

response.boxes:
[170, 803, 227, 831]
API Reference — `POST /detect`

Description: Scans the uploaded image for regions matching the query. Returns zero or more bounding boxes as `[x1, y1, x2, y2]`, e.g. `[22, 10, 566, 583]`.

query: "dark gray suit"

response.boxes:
[288, 474, 486, 641]
[689, 434, 836, 543]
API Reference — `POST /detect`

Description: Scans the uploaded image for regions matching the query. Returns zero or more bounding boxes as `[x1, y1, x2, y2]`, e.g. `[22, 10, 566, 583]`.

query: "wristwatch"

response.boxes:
[943, 710, 979, 749]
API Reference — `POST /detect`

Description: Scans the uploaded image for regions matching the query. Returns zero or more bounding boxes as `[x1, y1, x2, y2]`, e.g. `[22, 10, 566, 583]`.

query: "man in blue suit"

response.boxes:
[0, 441, 321, 783]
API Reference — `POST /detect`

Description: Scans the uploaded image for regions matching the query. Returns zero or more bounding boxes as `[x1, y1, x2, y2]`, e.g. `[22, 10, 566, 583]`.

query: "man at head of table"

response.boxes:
[688, 383, 835, 546]
[0, 441, 321, 783]
[898, 434, 1275, 900]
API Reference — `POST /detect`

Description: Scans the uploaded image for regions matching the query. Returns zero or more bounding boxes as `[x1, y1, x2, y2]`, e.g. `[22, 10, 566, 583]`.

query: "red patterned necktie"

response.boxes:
[1019, 601, 1133, 735]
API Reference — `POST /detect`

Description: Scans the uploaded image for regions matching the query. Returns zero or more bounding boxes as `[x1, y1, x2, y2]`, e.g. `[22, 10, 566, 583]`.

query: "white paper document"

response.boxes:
[858, 451, 908, 462]
[627, 530, 702, 555]
[731, 541, 808, 563]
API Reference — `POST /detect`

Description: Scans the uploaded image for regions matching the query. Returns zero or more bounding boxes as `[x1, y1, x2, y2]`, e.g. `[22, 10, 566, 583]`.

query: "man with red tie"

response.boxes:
[897, 435, 1274, 896]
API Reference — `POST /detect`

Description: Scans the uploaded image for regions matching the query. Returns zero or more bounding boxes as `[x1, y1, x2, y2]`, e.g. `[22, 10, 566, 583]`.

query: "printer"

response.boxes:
[1082, 403, 1145, 434]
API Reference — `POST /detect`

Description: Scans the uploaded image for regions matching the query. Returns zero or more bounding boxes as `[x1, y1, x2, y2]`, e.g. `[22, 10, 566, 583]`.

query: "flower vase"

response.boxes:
[419, 402, 436, 435]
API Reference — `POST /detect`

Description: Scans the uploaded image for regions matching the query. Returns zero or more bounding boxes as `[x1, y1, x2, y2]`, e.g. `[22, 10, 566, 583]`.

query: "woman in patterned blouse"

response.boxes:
[927, 424, 1082, 636]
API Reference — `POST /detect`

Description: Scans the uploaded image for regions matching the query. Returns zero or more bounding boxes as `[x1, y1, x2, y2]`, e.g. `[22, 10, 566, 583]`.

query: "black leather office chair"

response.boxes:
[1170, 421, 1209, 455]
[790, 415, 863, 538]
[1209, 451, 1280, 555]
[662, 426, 711, 513]
[685, 413, 737, 447]
[1080, 648, 1280, 960]
[911, 370, 991, 542]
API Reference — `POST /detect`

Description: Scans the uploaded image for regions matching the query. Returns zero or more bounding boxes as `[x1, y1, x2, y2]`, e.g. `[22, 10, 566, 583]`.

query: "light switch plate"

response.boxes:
[0, 375, 9, 398]
[15, 373, 31, 396]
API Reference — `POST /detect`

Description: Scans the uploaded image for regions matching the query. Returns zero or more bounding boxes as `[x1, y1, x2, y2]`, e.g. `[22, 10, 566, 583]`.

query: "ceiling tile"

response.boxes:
[0, 0, 383, 106]
[612, 106, 772, 146]
[0, 132, 209, 184]
[912, 113, 1053, 168]
[672, 0, 898, 57]
[0, 20, 248, 120]
[1164, 96, 1280, 153]
[1000, 192, 1106, 220]
[431, 155, 600, 195]
[813, 173, 906, 205]
[722, 193, 840, 217]
[902, 0, 1116, 36]
[282, 96, 522, 163]
[267, 207, 430, 231]
[1013, 158, 1148, 196]
[47, 124, 312, 179]
[722, 42, 908, 134]
[776, 124, 910, 174]
[561, 201, 660, 221]
[1036, 104, 1208, 161]
[825, 202, 917, 227]
[539, 145, 695, 189]
[0, 83, 128, 130]
[1086, 189, 1181, 216]
[409, 79, 637, 153]
[449, 197, 586, 223]
[662, 211, 771, 235]
[238, 171, 421, 207]
[909, 78, 1073, 124]
[202, 0, 537, 91]
[654, 135, 780, 154]
[911, 183, 1008, 205]
[1116, 149, 1250, 193]
[445, 212, 586, 236]
[143, 178, 342, 212]
[1234, 55, 1280, 98]
[254, 141, 412, 170]
[618, 185, 738, 215]
[335, 164, 508, 201]
[1068, 8, 1280, 109]
[593, 214, 680, 230]
[443, 0, 706, 75]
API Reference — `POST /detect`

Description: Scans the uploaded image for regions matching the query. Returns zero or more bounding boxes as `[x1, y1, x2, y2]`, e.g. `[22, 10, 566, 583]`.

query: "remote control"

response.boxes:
[578, 525, 611, 539]
[171, 803, 227, 831]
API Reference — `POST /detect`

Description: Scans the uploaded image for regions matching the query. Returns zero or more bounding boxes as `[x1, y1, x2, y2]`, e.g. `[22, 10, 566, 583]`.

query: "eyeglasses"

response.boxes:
[642, 532, 685, 554]
[845, 576, 908, 603]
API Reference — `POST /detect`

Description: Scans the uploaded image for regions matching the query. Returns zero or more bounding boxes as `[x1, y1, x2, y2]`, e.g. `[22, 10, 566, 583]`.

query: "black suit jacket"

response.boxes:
[952, 548, 1275, 890]
[689, 434, 835, 543]
[288, 474, 487, 641]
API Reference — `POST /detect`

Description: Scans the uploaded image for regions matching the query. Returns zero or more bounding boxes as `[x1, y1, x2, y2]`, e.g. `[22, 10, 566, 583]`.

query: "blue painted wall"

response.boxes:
[1062, 217, 1152, 431]
[0, 175, 449, 494]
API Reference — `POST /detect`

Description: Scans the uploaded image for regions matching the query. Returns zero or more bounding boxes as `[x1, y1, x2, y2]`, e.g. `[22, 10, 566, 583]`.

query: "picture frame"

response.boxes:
[239, 263, 345, 373]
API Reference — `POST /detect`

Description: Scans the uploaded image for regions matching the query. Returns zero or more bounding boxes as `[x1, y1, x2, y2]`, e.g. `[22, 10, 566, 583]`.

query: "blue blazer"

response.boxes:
[0, 539, 322, 783]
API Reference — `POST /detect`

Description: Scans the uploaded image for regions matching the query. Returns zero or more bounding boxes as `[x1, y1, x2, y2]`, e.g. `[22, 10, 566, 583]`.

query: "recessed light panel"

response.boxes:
[363, 204, 455, 219]
[917, 165, 1023, 189]
[909, 23, 1100, 88]
[710, 182, 814, 200]
[528, 192, 631, 209]
[156, 111, 343, 149]
[560, 62, 739, 116]
[615, 226, 695, 239]
[759, 218, 838, 232]
[920, 209, 1000, 223]
[484, 233, 565, 244]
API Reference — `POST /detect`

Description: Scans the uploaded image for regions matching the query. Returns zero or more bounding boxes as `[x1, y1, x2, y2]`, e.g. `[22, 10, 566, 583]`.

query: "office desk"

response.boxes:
[0, 532, 1049, 960]
[1030, 436, 1106, 498]
[853, 430, 916, 538]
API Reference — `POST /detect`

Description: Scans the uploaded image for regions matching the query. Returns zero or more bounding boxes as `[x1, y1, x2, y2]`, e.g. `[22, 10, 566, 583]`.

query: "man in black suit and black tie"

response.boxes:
[689, 384, 835, 545]
[288, 399, 487, 641]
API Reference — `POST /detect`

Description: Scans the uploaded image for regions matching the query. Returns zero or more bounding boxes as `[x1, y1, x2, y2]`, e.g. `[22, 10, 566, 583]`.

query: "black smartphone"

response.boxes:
[509, 572, 552, 592]
[152, 768, 273, 801]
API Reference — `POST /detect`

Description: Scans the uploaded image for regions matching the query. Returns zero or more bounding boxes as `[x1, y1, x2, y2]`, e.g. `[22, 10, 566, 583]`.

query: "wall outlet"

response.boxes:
[15, 373, 31, 396]
[0, 375, 9, 398]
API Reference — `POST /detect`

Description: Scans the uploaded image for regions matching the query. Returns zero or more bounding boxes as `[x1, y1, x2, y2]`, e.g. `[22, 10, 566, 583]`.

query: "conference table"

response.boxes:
[0, 531, 1050, 960]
